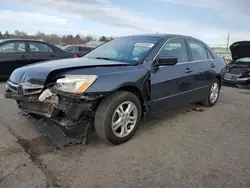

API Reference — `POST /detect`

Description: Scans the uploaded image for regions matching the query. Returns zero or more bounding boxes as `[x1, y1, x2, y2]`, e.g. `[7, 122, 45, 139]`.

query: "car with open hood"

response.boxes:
[223, 41, 250, 86]
[5, 34, 226, 146]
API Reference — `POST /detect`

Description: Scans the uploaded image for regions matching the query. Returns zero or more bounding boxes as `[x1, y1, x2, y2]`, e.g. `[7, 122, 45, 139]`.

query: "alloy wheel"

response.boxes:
[111, 101, 138, 138]
[210, 82, 219, 103]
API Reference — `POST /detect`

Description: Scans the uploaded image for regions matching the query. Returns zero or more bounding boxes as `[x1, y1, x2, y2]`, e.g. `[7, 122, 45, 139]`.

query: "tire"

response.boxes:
[95, 91, 142, 145]
[201, 79, 220, 107]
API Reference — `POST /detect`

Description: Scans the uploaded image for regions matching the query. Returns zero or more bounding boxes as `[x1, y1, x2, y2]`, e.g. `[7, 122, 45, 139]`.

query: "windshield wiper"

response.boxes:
[94, 57, 113, 61]
[89, 57, 133, 64]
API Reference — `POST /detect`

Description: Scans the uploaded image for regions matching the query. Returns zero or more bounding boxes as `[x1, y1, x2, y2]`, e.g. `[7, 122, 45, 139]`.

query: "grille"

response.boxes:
[7, 81, 43, 95]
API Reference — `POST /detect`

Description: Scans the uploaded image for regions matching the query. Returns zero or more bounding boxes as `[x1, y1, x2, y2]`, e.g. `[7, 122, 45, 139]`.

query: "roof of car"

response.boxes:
[123, 34, 208, 47]
[0, 39, 48, 43]
[125, 34, 192, 38]
[128, 34, 208, 43]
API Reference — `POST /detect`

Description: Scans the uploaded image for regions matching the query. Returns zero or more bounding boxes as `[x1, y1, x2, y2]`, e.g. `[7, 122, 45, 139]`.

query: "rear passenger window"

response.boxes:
[207, 49, 214, 59]
[29, 42, 54, 53]
[159, 38, 188, 63]
[187, 40, 208, 61]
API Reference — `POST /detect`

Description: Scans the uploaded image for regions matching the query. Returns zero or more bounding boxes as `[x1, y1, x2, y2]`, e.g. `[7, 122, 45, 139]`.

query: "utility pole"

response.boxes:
[226, 33, 230, 51]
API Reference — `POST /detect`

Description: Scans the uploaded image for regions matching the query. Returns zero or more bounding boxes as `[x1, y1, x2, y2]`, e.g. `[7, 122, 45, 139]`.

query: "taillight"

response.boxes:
[73, 54, 78, 58]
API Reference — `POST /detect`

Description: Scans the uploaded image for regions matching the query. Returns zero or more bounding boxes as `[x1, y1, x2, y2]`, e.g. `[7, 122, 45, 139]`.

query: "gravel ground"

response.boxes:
[1, 83, 250, 188]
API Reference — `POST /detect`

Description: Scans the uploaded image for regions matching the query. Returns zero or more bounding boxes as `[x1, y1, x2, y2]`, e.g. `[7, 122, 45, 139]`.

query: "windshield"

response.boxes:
[235, 57, 250, 63]
[85, 36, 162, 64]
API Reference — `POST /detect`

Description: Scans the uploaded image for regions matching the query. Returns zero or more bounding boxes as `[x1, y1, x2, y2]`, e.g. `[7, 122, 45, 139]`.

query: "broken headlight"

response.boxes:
[54, 75, 97, 93]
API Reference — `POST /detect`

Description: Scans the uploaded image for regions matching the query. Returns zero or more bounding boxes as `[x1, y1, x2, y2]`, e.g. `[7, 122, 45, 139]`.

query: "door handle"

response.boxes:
[210, 63, 216, 68]
[50, 54, 55, 57]
[185, 68, 193, 74]
[20, 54, 25, 58]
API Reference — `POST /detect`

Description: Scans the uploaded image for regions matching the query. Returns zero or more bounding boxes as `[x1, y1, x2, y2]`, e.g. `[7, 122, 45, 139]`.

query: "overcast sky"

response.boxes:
[1, 0, 250, 46]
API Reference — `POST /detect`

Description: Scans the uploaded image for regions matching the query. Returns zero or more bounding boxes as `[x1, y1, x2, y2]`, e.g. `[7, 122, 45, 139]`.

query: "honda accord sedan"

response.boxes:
[0, 39, 78, 79]
[5, 34, 227, 145]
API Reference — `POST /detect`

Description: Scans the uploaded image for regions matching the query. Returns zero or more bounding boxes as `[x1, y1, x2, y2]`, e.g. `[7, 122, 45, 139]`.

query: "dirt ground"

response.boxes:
[1, 83, 250, 188]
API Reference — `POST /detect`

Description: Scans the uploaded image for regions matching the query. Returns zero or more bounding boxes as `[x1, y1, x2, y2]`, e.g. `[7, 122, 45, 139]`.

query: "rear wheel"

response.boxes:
[201, 79, 220, 107]
[95, 91, 142, 145]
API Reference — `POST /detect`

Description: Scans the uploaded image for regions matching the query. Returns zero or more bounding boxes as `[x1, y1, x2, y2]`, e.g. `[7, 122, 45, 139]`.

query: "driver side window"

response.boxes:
[159, 38, 188, 63]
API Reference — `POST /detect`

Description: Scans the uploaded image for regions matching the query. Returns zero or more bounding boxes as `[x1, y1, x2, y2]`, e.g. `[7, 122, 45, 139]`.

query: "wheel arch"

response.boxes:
[116, 85, 147, 117]
[216, 75, 222, 89]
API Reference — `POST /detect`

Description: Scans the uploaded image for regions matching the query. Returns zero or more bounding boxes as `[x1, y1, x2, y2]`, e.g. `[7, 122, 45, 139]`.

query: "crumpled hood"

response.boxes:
[230, 41, 250, 61]
[9, 57, 127, 85]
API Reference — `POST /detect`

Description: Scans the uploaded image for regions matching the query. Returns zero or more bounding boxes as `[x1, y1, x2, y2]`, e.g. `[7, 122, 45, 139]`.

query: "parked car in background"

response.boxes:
[85, 41, 105, 48]
[0, 39, 78, 80]
[61, 44, 94, 57]
[5, 34, 226, 145]
[223, 41, 250, 86]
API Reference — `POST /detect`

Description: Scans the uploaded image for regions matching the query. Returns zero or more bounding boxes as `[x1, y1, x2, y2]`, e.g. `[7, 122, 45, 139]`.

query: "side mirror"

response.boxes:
[156, 56, 178, 66]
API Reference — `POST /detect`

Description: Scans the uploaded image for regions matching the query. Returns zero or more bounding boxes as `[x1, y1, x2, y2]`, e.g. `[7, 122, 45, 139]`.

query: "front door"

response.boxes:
[150, 38, 196, 113]
[0, 41, 29, 78]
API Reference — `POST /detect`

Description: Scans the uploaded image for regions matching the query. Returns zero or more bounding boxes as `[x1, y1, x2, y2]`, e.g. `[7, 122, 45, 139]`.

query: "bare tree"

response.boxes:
[0, 30, 111, 46]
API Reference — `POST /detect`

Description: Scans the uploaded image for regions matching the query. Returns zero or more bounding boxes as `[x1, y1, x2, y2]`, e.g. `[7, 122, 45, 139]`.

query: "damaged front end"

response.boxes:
[223, 63, 250, 87]
[224, 41, 250, 87]
[5, 81, 106, 148]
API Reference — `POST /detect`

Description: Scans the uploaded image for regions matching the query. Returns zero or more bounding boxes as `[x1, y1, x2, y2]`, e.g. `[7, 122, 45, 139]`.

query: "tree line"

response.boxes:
[0, 30, 113, 46]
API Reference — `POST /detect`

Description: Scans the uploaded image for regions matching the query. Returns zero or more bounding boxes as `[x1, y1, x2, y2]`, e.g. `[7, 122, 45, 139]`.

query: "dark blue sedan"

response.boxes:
[5, 34, 227, 146]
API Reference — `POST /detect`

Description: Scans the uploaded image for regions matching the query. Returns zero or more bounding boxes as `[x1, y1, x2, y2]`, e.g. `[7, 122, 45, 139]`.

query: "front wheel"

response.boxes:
[201, 79, 220, 107]
[95, 91, 142, 145]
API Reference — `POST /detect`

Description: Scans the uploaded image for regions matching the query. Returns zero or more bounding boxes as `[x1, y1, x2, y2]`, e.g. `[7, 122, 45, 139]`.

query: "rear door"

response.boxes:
[185, 40, 215, 98]
[0, 41, 29, 78]
[150, 38, 196, 113]
[27, 42, 57, 64]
